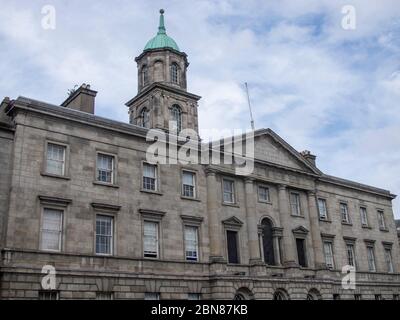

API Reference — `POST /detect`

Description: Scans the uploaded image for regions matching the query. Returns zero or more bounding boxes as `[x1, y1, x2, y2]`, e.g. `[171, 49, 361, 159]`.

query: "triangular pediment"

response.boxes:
[253, 130, 320, 174]
[292, 225, 309, 235]
[222, 216, 244, 227]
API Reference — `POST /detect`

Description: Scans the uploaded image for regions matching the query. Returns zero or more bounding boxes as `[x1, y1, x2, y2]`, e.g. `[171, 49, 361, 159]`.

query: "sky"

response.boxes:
[0, 0, 399, 217]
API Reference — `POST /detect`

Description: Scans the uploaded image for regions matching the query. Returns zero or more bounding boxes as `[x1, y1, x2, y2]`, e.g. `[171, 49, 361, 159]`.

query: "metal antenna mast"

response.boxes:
[244, 82, 255, 131]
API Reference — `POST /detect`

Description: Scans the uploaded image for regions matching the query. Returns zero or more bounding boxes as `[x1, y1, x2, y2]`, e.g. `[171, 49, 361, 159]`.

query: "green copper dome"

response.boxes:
[144, 9, 180, 52]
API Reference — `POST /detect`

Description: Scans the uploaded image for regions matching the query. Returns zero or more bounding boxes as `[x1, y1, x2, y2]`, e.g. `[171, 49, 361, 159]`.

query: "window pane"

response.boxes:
[182, 172, 195, 198]
[143, 164, 157, 190]
[323, 242, 334, 269]
[144, 222, 158, 258]
[360, 207, 368, 226]
[340, 203, 349, 223]
[47, 144, 65, 175]
[385, 249, 393, 273]
[367, 247, 376, 272]
[96, 215, 113, 255]
[258, 187, 270, 202]
[290, 193, 300, 216]
[346, 244, 355, 267]
[185, 226, 198, 261]
[223, 180, 234, 203]
[318, 199, 327, 219]
[378, 211, 386, 229]
[41, 209, 63, 251]
[97, 154, 114, 183]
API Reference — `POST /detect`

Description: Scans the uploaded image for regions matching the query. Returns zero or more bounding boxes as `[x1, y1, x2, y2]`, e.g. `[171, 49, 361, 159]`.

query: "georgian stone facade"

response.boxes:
[0, 10, 399, 300]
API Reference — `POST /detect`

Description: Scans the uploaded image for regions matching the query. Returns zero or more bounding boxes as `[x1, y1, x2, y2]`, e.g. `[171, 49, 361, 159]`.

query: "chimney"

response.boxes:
[300, 150, 317, 167]
[61, 84, 97, 114]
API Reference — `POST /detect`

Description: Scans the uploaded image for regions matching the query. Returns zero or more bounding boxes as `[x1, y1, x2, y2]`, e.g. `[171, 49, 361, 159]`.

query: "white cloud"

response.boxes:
[0, 0, 399, 217]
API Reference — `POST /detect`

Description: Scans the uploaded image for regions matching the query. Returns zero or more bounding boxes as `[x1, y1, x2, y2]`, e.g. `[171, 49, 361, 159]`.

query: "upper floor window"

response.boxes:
[366, 246, 376, 272]
[138, 108, 150, 128]
[377, 210, 386, 230]
[143, 221, 159, 258]
[318, 198, 328, 220]
[346, 243, 356, 267]
[170, 104, 182, 133]
[188, 293, 200, 300]
[340, 203, 350, 224]
[290, 192, 301, 216]
[170, 63, 179, 84]
[96, 292, 114, 300]
[143, 163, 157, 191]
[142, 65, 148, 86]
[184, 226, 199, 261]
[95, 215, 113, 255]
[96, 153, 114, 184]
[41, 208, 63, 252]
[182, 171, 196, 198]
[46, 143, 66, 176]
[258, 186, 270, 202]
[360, 207, 368, 227]
[323, 241, 334, 269]
[384, 248, 394, 273]
[222, 179, 235, 204]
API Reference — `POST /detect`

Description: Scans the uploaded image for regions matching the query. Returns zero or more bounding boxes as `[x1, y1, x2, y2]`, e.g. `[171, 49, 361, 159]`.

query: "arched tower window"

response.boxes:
[138, 108, 150, 128]
[170, 104, 182, 132]
[141, 66, 148, 86]
[261, 218, 275, 265]
[170, 62, 179, 84]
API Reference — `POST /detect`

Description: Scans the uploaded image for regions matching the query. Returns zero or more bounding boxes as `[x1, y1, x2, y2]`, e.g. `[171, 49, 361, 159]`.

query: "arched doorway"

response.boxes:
[261, 218, 275, 265]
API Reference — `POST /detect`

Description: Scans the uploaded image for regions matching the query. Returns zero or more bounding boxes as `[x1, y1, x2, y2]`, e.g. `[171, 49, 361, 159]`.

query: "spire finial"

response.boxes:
[158, 9, 166, 34]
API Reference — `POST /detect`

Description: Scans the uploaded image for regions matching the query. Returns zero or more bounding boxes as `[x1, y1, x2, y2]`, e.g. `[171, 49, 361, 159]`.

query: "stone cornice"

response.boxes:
[125, 82, 201, 107]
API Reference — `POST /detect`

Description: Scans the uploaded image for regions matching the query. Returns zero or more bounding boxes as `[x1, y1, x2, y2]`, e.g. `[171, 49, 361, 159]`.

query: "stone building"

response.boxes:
[0, 10, 399, 300]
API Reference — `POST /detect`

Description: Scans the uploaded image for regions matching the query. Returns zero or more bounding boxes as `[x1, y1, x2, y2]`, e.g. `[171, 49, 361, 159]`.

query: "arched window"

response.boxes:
[170, 104, 182, 132]
[233, 288, 254, 300]
[142, 66, 148, 86]
[261, 218, 275, 265]
[273, 289, 289, 300]
[170, 63, 179, 84]
[138, 108, 150, 128]
[307, 289, 322, 300]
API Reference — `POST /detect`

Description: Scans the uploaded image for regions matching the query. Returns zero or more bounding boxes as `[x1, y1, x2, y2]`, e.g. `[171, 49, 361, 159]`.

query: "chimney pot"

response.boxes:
[61, 83, 97, 114]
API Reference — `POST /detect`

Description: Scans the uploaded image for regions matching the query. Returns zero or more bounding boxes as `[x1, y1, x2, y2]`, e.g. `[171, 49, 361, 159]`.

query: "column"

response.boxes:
[244, 178, 262, 264]
[205, 168, 224, 262]
[278, 184, 297, 266]
[307, 190, 325, 269]
[272, 227, 283, 266]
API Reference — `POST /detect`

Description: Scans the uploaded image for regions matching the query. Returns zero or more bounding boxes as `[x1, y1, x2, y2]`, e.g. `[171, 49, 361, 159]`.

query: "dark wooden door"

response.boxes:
[227, 231, 239, 264]
[296, 238, 307, 267]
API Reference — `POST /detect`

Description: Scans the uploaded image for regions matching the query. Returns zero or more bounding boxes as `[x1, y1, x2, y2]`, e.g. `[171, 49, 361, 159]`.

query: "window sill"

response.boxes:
[181, 196, 201, 202]
[258, 200, 272, 205]
[143, 256, 160, 260]
[362, 225, 372, 229]
[140, 189, 163, 196]
[290, 214, 305, 218]
[341, 222, 353, 226]
[93, 181, 119, 188]
[222, 202, 240, 208]
[379, 228, 389, 232]
[319, 218, 332, 223]
[95, 253, 113, 257]
[41, 172, 70, 180]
